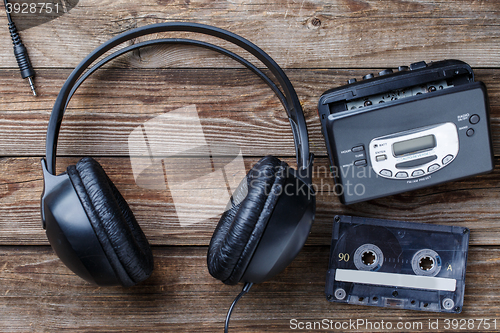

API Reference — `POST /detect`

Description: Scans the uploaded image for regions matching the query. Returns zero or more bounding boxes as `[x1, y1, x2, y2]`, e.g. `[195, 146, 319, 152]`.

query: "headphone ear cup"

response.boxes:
[67, 157, 154, 286]
[207, 155, 288, 285]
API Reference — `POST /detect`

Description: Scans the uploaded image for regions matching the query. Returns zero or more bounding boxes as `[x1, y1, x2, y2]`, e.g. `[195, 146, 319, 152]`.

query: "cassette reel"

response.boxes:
[325, 215, 469, 313]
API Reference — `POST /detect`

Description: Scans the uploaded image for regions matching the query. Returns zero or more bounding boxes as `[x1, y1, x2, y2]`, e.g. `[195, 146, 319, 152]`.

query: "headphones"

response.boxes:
[41, 22, 315, 287]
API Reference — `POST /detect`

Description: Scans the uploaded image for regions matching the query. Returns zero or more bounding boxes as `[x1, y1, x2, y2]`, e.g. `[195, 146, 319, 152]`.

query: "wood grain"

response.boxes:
[0, 0, 499, 69]
[0, 246, 498, 332]
[1, 156, 499, 246]
[0, 68, 499, 157]
[1, 1, 500, 330]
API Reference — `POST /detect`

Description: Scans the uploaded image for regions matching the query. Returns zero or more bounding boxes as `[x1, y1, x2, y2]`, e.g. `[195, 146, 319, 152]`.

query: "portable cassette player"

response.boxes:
[318, 60, 493, 205]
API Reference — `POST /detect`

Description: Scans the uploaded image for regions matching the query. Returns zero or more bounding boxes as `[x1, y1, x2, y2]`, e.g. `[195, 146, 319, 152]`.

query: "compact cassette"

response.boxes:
[325, 215, 469, 313]
[317, 60, 493, 204]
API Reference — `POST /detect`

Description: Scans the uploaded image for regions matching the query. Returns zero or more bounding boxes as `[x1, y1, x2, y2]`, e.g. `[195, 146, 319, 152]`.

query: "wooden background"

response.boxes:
[1, 0, 500, 332]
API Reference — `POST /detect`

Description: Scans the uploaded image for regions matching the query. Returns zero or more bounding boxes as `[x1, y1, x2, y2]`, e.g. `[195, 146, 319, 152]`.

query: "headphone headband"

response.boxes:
[45, 22, 312, 179]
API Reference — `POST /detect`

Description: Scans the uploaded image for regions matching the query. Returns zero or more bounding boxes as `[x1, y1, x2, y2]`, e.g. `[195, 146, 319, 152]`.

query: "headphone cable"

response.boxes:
[3, 0, 12, 23]
[225, 282, 253, 333]
[3, 0, 37, 96]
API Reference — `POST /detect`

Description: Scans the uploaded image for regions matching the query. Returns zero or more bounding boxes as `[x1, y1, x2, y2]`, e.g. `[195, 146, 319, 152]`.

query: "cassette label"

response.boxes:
[325, 215, 469, 313]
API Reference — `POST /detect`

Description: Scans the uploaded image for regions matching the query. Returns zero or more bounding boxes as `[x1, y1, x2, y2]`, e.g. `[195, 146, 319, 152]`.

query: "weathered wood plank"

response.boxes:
[1, 156, 499, 246]
[0, 246, 498, 332]
[0, 1, 498, 331]
[0, 0, 499, 68]
[0, 69, 499, 157]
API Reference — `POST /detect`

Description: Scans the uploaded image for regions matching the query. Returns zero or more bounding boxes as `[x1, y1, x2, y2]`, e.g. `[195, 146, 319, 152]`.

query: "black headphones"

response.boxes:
[41, 22, 315, 288]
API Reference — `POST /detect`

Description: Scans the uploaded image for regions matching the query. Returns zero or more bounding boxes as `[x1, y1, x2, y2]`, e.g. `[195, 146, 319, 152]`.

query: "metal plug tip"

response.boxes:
[28, 77, 37, 96]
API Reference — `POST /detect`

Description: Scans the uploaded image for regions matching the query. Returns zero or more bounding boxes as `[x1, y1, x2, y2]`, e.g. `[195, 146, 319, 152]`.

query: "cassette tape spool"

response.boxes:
[325, 215, 469, 313]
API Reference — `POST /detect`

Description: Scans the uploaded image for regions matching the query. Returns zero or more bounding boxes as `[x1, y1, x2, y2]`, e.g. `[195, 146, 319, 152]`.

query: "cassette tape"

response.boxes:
[325, 215, 469, 313]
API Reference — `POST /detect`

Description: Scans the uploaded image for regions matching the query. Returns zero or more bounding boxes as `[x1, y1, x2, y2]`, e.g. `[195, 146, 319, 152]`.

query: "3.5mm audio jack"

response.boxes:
[4, 0, 37, 96]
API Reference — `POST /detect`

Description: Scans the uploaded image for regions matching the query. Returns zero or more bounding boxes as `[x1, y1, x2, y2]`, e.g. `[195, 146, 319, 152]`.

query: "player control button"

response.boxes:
[398, 66, 409, 71]
[380, 169, 392, 177]
[352, 145, 364, 152]
[348, 78, 357, 84]
[379, 69, 393, 76]
[466, 128, 475, 137]
[412, 169, 425, 177]
[442, 154, 453, 165]
[410, 61, 427, 70]
[376, 154, 387, 162]
[428, 164, 440, 172]
[395, 171, 408, 178]
[363, 73, 374, 80]
[354, 159, 367, 166]
[469, 114, 480, 124]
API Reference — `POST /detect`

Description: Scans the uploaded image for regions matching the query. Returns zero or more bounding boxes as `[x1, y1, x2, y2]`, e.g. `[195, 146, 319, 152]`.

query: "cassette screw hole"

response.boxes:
[364, 100, 372, 107]
[392, 291, 398, 297]
[327, 295, 334, 301]
[334, 288, 346, 300]
[454, 306, 461, 312]
[443, 298, 455, 310]
[334, 216, 340, 223]
[419, 256, 434, 271]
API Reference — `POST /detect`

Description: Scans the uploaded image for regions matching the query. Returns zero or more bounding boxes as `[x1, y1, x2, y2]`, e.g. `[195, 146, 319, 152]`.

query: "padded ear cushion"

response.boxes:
[67, 157, 154, 287]
[207, 155, 288, 285]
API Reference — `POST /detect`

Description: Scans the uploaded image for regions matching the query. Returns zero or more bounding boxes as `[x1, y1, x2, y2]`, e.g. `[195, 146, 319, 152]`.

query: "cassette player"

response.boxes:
[318, 60, 494, 204]
[325, 215, 470, 313]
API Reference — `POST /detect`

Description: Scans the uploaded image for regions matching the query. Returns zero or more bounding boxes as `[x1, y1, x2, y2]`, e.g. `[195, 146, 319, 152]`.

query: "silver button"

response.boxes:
[428, 164, 440, 172]
[376, 154, 387, 162]
[442, 155, 454, 165]
[395, 171, 408, 178]
[412, 169, 425, 177]
[380, 169, 392, 177]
